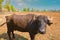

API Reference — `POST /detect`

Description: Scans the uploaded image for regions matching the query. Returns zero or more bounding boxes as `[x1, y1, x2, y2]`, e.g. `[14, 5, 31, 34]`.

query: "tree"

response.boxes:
[11, 5, 17, 12]
[36, 9, 40, 12]
[4, 0, 17, 12]
[26, 8, 30, 12]
[31, 8, 35, 12]
[4, 4, 11, 11]
[22, 7, 30, 12]
[43, 9, 47, 12]
[0, 0, 4, 12]
[4, 4, 17, 12]
[22, 7, 26, 12]
[4, 0, 11, 12]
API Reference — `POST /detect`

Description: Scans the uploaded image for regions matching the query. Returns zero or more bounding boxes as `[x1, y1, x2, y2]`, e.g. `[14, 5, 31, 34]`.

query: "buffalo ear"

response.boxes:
[47, 20, 53, 26]
[48, 22, 53, 26]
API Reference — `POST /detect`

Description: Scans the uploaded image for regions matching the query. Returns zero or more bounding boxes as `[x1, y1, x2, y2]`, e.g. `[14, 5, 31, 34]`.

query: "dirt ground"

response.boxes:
[0, 12, 60, 40]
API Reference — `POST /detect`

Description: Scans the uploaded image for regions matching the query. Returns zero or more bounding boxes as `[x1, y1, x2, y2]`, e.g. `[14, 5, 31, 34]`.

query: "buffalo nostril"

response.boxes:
[39, 31, 46, 34]
[40, 32, 46, 34]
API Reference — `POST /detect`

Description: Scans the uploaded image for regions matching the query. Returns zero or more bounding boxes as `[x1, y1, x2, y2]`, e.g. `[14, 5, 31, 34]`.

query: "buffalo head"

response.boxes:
[36, 15, 53, 34]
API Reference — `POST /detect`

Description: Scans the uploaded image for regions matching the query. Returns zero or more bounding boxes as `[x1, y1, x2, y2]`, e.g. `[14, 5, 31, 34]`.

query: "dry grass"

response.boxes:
[0, 12, 60, 40]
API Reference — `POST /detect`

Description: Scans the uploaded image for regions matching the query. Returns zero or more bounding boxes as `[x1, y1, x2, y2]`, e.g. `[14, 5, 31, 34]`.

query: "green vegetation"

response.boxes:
[31, 8, 35, 12]
[22, 7, 60, 12]
[4, 4, 11, 11]
[36, 9, 40, 12]
[0, 0, 4, 12]
[22, 7, 30, 12]
[0, 0, 17, 12]
[4, 0, 17, 12]
[10, 5, 17, 12]
[4, 4, 17, 12]
[22, 8, 40, 12]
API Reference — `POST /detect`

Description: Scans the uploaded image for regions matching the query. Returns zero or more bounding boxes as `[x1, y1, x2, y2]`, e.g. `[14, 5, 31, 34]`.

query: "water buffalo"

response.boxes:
[0, 14, 53, 40]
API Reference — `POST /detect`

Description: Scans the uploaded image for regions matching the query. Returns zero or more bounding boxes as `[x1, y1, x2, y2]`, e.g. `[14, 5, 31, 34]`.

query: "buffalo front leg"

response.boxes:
[29, 32, 35, 40]
[7, 31, 12, 40]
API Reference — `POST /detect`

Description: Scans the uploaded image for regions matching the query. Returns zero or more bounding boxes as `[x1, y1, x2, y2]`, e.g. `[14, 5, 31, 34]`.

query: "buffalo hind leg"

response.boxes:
[7, 31, 12, 40]
[29, 32, 35, 40]
[12, 31, 15, 39]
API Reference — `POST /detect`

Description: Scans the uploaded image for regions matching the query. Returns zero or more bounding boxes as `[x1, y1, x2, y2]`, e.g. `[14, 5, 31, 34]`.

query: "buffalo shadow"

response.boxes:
[0, 33, 28, 40]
